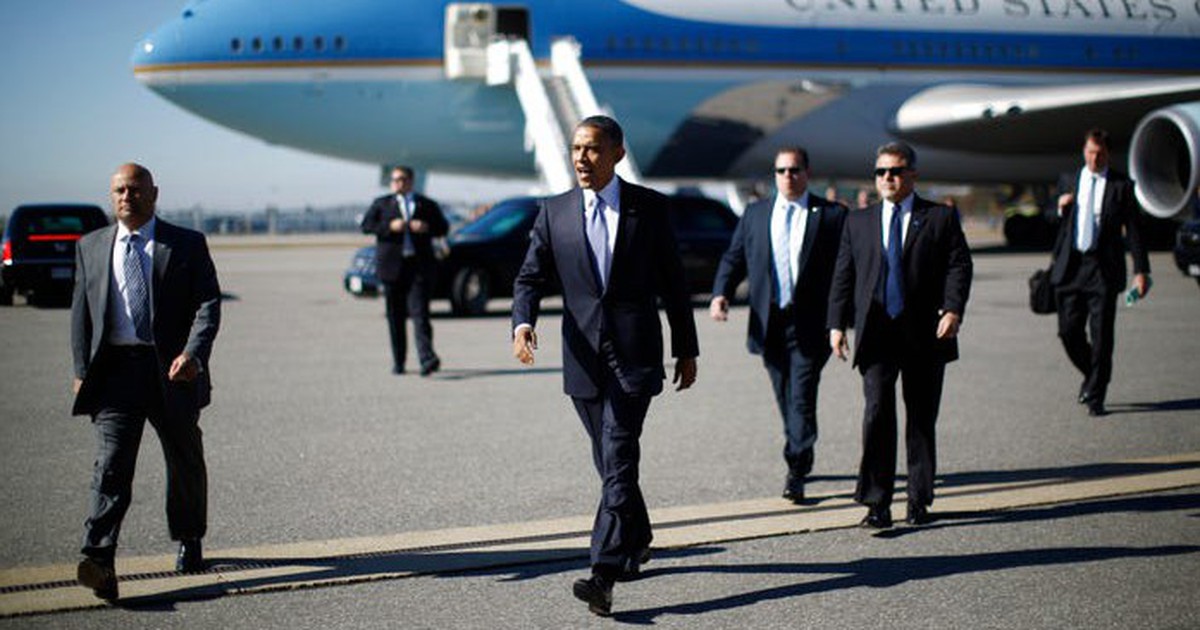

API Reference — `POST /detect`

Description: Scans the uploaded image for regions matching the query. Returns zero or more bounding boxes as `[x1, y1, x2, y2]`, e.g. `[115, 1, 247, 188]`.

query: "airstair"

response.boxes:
[486, 37, 643, 193]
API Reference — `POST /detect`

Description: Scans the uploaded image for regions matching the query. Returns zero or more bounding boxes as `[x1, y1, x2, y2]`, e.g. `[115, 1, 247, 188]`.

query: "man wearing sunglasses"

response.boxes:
[361, 165, 449, 376]
[828, 142, 973, 529]
[710, 147, 847, 504]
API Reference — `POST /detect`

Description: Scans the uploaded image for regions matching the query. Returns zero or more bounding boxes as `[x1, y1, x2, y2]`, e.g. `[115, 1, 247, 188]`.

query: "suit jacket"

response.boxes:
[71, 219, 222, 416]
[512, 180, 699, 398]
[360, 192, 450, 283]
[712, 194, 847, 355]
[827, 195, 972, 367]
[1049, 168, 1150, 293]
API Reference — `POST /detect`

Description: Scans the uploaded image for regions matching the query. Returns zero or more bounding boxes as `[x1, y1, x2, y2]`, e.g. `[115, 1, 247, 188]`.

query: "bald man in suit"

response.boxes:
[71, 163, 221, 601]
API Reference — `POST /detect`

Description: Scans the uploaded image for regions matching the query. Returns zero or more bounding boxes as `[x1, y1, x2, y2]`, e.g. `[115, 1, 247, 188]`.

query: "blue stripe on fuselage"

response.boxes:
[136, 0, 1199, 73]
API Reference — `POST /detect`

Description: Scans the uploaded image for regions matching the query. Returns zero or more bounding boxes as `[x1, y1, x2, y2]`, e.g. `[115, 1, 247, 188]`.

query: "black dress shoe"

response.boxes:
[77, 556, 119, 601]
[905, 501, 931, 526]
[572, 574, 613, 616]
[392, 366, 406, 375]
[419, 357, 441, 377]
[781, 476, 805, 504]
[615, 547, 652, 582]
[1088, 401, 1107, 417]
[859, 506, 893, 530]
[176, 539, 205, 573]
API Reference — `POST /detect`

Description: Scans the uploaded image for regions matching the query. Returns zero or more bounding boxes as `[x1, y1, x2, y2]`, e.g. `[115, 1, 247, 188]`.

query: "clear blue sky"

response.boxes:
[0, 1, 526, 214]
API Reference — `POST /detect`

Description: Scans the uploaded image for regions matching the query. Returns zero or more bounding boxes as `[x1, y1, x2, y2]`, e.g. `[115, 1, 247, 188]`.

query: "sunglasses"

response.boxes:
[774, 167, 803, 175]
[873, 166, 909, 178]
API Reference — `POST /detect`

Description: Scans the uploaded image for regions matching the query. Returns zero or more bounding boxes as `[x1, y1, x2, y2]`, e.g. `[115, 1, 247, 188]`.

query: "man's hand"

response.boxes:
[408, 219, 428, 234]
[831, 329, 849, 361]
[1133, 273, 1150, 298]
[936, 311, 962, 340]
[388, 217, 405, 233]
[709, 295, 729, 322]
[168, 352, 199, 382]
[1057, 192, 1074, 217]
[673, 357, 697, 391]
[72, 378, 82, 395]
[513, 327, 538, 365]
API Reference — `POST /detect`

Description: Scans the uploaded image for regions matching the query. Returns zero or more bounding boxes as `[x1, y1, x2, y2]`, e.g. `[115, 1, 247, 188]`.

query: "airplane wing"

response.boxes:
[892, 77, 1200, 154]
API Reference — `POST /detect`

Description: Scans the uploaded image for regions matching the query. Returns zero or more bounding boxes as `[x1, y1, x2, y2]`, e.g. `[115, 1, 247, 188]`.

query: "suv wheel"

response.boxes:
[450, 266, 490, 316]
[0, 283, 13, 306]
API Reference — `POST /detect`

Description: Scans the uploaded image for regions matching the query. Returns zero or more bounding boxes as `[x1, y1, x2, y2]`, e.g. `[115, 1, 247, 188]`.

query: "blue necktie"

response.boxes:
[774, 203, 796, 308]
[400, 196, 416, 257]
[124, 233, 152, 342]
[587, 197, 610, 289]
[1076, 175, 1097, 252]
[884, 206, 905, 319]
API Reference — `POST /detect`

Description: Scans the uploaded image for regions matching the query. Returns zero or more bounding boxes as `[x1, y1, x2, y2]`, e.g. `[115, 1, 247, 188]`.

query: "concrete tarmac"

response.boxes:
[0, 239, 1197, 626]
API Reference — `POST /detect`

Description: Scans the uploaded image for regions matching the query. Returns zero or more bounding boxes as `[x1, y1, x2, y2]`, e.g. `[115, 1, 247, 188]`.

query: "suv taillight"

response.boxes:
[1, 239, 11, 265]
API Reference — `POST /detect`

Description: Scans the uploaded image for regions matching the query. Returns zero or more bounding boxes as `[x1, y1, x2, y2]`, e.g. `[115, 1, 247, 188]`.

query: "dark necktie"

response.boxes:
[884, 206, 905, 319]
[587, 197, 610, 289]
[124, 233, 152, 342]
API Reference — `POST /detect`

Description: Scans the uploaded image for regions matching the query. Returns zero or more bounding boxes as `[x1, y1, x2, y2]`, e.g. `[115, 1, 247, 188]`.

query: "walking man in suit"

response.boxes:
[71, 163, 221, 601]
[512, 115, 699, 616]
[1050, 128, 1151, 417]
[710, 146, 847, 503]
[361, 165, 449, 375]
[828, 142, 972, 530]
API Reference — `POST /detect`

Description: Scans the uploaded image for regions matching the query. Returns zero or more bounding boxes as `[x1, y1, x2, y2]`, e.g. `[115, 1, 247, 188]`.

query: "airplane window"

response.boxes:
[314, 36, 325, 52]
[273, 36, 284, 52]
[230, 38, 242, 53]
[334, 36, 346, 51]
[252, 37, 263, 53]
[606, 36, 617, 52]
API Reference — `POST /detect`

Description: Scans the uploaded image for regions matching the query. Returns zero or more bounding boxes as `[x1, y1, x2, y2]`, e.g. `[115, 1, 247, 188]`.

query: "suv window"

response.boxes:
[669, 196, 737, 233]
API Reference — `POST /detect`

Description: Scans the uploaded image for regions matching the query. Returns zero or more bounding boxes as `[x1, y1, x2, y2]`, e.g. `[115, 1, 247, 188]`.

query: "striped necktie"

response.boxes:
[124, 233, 152, 342]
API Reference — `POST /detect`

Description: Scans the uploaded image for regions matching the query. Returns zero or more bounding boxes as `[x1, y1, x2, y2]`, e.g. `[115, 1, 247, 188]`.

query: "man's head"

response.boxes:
[390, 166, 415, 195]
[774, 146, 811, 201]
[110, 163, 158, 230]
[572, 115, 625, 191]
[873, 142, 918, 204]
[1082, 128, 1110, 174]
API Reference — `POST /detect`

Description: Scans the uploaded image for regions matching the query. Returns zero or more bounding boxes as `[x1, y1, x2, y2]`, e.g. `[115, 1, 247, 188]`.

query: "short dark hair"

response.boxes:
[1084, 127, 1110, 149]
[876, 141, 917, 168]
[392, 165, 415, 179]
[775, 146, 810, 171]
[576, 115, 624, 147]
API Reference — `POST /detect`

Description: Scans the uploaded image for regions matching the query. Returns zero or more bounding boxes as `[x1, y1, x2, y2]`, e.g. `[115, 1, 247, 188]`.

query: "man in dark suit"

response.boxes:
[361, 165, 449, 375]
[512, 116, 698, 616]
[1050, 128, 1151, 417]
[828, 142, 972, 530]
[710, 146, 847, 503]
[71, 163, 221, 601]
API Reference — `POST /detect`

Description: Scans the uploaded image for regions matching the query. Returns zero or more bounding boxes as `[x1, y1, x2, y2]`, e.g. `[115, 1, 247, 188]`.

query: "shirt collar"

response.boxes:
[117, 216, 156, 242]
[1081, 165, 1108, 180]
[775, 190, 808, 211]
[584, 177, 621, 212]
[884, 194, 913, 216]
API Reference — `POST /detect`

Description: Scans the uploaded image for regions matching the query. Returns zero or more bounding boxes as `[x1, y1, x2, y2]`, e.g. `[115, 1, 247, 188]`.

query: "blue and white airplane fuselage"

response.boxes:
[133, 0, 1200, 216]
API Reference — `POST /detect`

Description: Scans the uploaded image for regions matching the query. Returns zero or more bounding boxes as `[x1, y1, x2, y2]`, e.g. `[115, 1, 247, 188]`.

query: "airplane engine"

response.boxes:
[1129, 103, 1200, 219]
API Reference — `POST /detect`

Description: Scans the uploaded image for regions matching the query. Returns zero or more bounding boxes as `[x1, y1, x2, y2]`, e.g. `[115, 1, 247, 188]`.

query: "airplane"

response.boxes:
[132, 0, 1200, 218]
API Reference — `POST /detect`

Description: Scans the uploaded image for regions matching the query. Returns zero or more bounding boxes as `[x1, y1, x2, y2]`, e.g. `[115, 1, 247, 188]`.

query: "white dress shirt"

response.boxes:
[770, 191, 809, 307]
[108, 218, 156, 346]
[881, 194, 913, 252]
[582, 177, 621, 256]
[1075, 166, 1107, 251]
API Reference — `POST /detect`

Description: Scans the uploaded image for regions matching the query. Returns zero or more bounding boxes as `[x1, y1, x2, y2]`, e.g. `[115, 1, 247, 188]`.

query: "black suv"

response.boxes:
[1, 204, 109, 305]
[345, 194, 739, 315]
